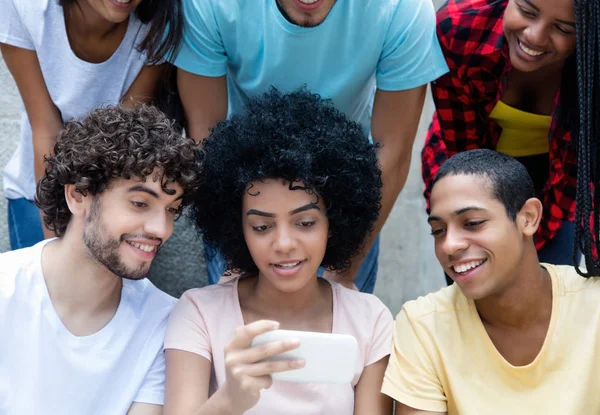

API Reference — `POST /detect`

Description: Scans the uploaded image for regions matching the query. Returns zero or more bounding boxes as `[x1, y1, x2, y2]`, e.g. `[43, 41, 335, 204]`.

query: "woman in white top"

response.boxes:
[0, 0, 182, 249]
[163, 89, 393, 415]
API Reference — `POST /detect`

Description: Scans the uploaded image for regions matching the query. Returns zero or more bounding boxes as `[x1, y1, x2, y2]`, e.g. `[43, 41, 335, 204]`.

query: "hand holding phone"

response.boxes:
[251, 329, 359, 384]
[222, 320, 305, 413]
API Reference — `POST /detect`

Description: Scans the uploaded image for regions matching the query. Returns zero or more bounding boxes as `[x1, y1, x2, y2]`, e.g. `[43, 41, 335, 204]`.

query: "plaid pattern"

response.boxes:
[422, 0, 577, 250]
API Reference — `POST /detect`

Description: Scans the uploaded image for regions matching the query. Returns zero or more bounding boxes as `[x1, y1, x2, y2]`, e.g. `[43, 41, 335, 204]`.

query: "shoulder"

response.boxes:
[173, 280, 237, 317]
[436, 0, 507, 57]
[333, 283, 393, 322]
[399, 283, 467, 327]
[546, 264, 600, 295]
[122, 278, 177, 321]
[0, 240, 46, 281]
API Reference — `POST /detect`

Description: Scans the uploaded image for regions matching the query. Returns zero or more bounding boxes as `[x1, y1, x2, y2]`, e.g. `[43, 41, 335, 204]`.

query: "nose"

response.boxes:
[440, 227, 469, 256]
[144, 211, 172, 241]
[523, 22, 549, 49]
[273, 225, 297, 254]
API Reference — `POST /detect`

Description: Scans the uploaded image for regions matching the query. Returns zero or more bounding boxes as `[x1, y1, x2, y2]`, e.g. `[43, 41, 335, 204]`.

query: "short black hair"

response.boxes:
[431, 149, 535, 220]
[36, 105, 201, 236]
[189, 88, 382, 275]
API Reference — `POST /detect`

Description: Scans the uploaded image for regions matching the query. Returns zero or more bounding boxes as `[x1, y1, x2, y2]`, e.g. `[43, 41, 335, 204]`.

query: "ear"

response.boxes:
[64, 184, 91, 218]
[516, 197, 543, 237]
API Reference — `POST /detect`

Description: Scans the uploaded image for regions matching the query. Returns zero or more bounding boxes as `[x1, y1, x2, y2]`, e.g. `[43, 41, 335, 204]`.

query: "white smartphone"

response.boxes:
[250, 329, 358, 384]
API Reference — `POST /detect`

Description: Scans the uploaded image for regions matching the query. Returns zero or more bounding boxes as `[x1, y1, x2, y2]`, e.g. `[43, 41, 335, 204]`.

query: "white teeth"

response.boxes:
[298, 0, 318, 3]
[116, 0, 132, 3]
[128, 242, 155, 253]
[453, 260, 484, 274]
[518, 40, 545, 57]
[275, 262, 301, 268]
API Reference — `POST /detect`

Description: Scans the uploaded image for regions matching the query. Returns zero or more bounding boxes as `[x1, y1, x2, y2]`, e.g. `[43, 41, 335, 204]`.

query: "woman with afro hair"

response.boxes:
[163, 88, 393, 415]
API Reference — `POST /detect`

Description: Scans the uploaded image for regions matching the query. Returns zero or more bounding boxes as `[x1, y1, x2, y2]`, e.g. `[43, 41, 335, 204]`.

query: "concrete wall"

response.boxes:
[0, 54, 443, 313]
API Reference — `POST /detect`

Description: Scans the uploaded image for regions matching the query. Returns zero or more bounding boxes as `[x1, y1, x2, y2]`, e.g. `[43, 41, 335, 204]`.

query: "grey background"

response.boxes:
[0, 51, 444, 313]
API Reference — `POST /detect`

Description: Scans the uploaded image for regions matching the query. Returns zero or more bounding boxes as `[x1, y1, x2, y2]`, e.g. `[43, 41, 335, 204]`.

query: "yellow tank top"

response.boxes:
[489, 100, 551, 157]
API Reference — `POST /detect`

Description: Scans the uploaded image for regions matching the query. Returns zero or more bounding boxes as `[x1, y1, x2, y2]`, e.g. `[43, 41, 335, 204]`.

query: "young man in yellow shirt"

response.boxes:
[382, 149, 600, 414]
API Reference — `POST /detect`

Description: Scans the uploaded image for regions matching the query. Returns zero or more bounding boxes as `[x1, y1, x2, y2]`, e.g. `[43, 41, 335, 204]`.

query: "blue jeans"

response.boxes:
[8, 198, 44, 250]
[537, 220, 581, 265]
[205, 235, 380, 294]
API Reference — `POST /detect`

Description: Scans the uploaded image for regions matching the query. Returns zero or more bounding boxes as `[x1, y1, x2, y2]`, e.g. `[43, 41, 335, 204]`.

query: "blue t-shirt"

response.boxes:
[174, 0, 448, 134]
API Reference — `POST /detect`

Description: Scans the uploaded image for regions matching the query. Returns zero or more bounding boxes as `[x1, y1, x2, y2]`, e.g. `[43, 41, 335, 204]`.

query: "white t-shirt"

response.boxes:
[0, 240, 176, 415]
[0, 0, 148, 201]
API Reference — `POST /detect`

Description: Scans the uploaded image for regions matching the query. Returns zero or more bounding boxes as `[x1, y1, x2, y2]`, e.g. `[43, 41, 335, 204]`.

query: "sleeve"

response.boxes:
[172, 0, 227, 77]
[535, 130, 577, 249]
[163, 291, 213, 361]
[376, 0, 449, 91]
[381, 309, 447, 413]
[365, 300, 394, 366]
[421, 54, 489, 208]
[0, 0, 35, 50]
[133, 347, 168, 405]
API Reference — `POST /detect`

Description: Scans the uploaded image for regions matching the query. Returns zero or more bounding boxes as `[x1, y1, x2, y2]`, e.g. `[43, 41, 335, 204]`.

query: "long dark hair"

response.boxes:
[571, 0, 600, 276]
[60, 0, 183, 63]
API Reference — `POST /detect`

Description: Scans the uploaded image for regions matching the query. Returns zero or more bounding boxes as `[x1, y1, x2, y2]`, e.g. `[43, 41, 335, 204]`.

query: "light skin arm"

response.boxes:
[326, 86, 427, 288]
[395, 402, 446, 415]
[164, 320, 303, 415]
[127, 403, 163, 415]
[0, 43, 63, 239]
[354, 356, 394, 415]
[177, 69, 228, 143]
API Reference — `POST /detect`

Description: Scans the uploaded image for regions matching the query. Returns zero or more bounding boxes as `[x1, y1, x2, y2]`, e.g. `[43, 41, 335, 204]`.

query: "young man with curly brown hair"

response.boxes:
[0, 105, 201, 415]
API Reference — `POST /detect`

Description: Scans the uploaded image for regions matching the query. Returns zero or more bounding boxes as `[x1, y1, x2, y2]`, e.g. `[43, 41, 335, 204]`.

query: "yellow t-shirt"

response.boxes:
[382, 264, 600, 414]
[490, 100, 551, 157]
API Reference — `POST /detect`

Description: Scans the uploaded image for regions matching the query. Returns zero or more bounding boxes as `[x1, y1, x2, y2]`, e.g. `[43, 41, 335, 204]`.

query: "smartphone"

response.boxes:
[250, 329, 358, 384]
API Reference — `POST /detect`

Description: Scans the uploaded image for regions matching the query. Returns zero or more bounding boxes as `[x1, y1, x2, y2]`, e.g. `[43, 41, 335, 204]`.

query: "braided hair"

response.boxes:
[573, 0, 600, 276]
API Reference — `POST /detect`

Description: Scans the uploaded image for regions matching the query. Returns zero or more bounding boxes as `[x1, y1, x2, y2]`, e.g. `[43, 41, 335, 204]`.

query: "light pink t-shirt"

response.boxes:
[164, 278, 393, 415]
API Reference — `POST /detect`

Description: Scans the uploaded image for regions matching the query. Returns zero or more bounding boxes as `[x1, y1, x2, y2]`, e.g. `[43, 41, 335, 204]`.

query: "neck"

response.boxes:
[65, 0, 123, 39]
[474, 251, 552, 330]
[251, 274, 327, 316]
[41, 232, 122, 318]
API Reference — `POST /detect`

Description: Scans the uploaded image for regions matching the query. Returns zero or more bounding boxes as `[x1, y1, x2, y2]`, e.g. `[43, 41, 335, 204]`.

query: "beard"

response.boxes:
[275, 0, 332, 28]
[82, 198, 154, 280]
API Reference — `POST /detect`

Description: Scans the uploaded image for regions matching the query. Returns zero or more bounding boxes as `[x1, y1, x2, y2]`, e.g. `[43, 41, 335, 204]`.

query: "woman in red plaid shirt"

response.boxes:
[423, 0, 600, 278]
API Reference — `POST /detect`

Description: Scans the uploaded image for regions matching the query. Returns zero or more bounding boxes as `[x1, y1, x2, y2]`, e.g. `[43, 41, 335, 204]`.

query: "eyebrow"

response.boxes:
[427, 206, 487, 223]
[246, 203, 320, 218]
[127, 185, 184, 202]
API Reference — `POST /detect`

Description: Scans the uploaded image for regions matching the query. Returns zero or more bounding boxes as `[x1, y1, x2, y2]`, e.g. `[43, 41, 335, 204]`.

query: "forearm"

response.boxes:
[32, 122, 63, 183]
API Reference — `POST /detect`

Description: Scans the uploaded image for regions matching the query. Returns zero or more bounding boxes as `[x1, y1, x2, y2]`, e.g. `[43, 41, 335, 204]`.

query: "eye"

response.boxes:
[430, 228, 445, 237]
[465, 220, 486, 229]
[252, 225, 270, 232]
[131, 201, 147, 208]
[167, 206, 179, 215]
[518, 6, 535, 17]
[554, 24, 573, 35]
[298, 221, 315, 228]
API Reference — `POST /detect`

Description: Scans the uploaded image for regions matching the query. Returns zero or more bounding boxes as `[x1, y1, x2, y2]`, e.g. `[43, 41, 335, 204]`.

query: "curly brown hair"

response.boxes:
[35, 105, 201, 237]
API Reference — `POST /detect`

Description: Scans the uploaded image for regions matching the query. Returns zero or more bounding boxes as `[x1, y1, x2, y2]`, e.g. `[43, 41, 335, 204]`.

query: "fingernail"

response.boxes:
[287, 338, 300, 346]
[271, 321, 280, 329]
[295, 359, 306, 367]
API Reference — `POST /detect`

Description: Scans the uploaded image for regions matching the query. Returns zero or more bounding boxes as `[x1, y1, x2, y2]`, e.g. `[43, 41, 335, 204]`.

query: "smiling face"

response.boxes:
[503, 0, 576, 72]
[242, 179, 329, 293]
[82, 174, 183, 280]
[428, 174, 533, 300]
[275, 0, 337, 27]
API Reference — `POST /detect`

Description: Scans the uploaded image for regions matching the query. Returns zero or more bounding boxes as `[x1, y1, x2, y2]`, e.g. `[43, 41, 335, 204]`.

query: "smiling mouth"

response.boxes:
[273, 260, 305, 269]
[451, 259, 487, 274]
[126, 241, 159, 253]
[518, 39, 547, 57]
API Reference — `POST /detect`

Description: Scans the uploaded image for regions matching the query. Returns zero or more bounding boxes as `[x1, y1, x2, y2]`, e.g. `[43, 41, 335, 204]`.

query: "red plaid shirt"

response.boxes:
[422, 0, 577, 250]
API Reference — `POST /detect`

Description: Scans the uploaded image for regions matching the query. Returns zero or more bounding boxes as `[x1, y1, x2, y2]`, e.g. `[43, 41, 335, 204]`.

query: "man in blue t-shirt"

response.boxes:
[174, 0, 448, 293]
